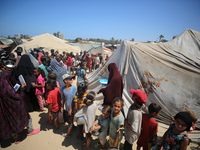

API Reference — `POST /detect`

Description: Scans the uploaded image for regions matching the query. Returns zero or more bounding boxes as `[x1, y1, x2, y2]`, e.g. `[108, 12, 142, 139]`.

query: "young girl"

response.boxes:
[74, 82, 88, 140]
[75, 62, 89, 86]
[33, 67, 46, 111]
[157, 111, 193, 150]
[46, 79, 62, 129]
[90, 105, 111, 150]
[74, 91, 97, 149]
[109, 97, 124, 149]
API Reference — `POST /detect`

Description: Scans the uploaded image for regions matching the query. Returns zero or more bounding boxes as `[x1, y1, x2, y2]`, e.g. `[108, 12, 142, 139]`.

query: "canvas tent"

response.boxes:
[13, 33, 81, 54]
[69, 42, 101, 52]
[87, 29, 200, 127]
[87, 46, 113, 58]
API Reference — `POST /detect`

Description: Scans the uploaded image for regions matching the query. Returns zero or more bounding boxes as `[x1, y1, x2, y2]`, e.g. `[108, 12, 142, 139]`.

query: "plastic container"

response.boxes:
[99, 79, 108, 86]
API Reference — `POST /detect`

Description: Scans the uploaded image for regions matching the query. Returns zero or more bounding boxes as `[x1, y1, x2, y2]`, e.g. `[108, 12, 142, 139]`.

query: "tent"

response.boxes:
[13, 33, 81, 54]
[87, 29, 200, 127]
[87, 46, 113, 59]
[69, 42, 101, 52]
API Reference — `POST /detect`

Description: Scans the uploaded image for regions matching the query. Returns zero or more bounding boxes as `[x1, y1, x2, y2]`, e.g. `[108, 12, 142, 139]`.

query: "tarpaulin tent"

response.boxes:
[87, 29, 200, 127]
[69, 43, 101, 52]
[13, 33, 81, 54]
[87, 46, 113, 59]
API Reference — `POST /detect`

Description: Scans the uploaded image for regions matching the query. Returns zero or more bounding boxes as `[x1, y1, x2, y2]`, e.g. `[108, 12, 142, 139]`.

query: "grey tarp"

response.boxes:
[87, 29, 200, 127]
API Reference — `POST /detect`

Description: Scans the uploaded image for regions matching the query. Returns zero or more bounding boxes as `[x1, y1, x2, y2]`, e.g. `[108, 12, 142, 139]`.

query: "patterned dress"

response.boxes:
[162, 123, 188, 150]
[0, 71, 29, 139]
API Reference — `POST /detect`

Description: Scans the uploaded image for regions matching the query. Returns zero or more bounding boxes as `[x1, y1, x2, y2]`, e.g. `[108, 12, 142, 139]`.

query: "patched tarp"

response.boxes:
[87, 29, 200, 127]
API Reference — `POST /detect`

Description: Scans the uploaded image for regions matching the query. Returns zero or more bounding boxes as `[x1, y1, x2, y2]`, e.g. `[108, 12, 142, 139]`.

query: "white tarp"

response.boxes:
[13, 33, 81, 54]
[87, 29, 200, 127]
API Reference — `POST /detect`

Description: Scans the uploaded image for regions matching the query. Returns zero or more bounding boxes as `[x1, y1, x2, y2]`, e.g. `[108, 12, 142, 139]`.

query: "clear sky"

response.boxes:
[0, 0, 200, 42]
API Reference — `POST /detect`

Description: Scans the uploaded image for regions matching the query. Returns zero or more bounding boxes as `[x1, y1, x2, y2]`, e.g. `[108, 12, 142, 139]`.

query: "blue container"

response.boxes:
[99, 79, 108, 86]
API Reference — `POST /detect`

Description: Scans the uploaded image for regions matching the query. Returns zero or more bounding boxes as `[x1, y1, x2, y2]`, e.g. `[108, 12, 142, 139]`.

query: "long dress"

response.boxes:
[0, 71, 29, 139]
[14, 54, 39, 112]
[100, 63, 124, 106]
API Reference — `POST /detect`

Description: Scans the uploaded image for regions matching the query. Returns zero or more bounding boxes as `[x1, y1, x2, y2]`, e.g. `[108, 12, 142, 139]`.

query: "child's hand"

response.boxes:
[68, 110, 72, 116]
[48, 112, 51, 117]
[60, 107, 64, 112]
[21, 83, 27, 88]
[32, 83, 36, 87]
[90, 126, 95, 132]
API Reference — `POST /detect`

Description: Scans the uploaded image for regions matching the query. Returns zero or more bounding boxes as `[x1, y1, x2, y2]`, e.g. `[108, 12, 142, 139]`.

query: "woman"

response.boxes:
[97, 63, 123, 106]
[47, 59, 67, 88]
[15, 55, 39, 112]
[0, 70, 40, 142]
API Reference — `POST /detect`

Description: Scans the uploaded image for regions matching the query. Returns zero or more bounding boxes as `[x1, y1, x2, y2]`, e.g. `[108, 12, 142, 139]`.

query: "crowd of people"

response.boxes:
[0, 47, 198, 150]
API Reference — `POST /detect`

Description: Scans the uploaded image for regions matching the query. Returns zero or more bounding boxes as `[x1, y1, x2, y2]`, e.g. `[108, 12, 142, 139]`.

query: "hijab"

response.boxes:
[24, 53, 39, 68]
[48, 59, 67, 88]
[15, 55, 36, 92]
[100, 63, 123, 106]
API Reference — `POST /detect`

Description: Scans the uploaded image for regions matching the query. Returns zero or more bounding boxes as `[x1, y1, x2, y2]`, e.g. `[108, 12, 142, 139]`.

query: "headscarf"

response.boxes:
[24, 53, 39, 68]
[15, 55, 36, 92]
[0, 71, 29, 139]
[48, 59, 67, 88]
[15, 55, 34, 77]
[100, 63, 123, 106]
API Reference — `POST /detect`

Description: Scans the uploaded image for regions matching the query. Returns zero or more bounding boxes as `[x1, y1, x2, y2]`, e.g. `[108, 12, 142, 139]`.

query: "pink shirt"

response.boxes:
[35, 75, 45, 95]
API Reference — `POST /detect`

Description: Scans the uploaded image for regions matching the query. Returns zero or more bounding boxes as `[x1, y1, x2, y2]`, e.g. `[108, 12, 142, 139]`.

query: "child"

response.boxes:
[157, 111, 193, 150]
[109, 97, 125, 149]
[88, 58, 92, 73]
[48, 71, 59, 87]
[75, 62, 89, 86]
[33, 67, 46, 111]
[74, 82, 88, 114]
[74, 91, 97, 149]
[137, 103, 162, 150]
[46, 79, 62, 129]
[61, 73, 77, 136]
[124, 89, 147, 150]
[90, 105, 111, 150]
[74, 82, 88, 140]
[186, 110, 198, 132]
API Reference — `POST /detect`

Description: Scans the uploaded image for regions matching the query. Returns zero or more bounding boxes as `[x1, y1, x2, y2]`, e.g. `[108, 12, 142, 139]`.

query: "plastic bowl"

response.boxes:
[99, 79, 108, 86]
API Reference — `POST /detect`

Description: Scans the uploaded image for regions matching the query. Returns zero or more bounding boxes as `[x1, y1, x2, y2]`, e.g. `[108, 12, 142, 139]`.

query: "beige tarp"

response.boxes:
[87, 29, 200, 127]
[13, 33, 81, 54]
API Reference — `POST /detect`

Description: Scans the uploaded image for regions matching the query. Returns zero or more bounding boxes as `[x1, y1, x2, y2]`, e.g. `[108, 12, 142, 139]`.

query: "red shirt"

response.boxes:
[47, 87, 61, 112]
[88, 60, 92, 68]
[137, 114, 158, 147]
[83, 54, 90, 63]
[66, 57, 72, 67]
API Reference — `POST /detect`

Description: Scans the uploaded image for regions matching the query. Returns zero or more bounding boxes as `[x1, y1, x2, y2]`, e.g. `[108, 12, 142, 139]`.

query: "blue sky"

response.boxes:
[0, 0, 200, 42]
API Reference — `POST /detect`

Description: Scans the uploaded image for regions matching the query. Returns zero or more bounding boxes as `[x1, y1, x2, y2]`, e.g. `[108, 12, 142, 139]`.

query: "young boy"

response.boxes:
[61, 73, 77, 136]
[137, 103, 162, 150]
[46, 79, 62, 129]
[124, 89, 147, 150]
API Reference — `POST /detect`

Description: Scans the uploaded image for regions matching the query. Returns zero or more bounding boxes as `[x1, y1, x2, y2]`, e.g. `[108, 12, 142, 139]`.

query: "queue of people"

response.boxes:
[0, 47, 198, 150]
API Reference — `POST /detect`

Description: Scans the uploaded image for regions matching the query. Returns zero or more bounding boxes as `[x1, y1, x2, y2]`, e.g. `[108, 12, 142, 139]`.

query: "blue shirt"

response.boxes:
[109, 108, 124, 141]
[38, 64, 48, 80]
[61, 85, 77, 111]
[76, 68, 86, 82]
[98, 115, 110, 138]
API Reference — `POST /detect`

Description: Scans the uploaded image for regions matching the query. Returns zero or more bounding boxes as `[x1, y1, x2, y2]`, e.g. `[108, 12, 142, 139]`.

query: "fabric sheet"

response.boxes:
[87, 29, 200, 128]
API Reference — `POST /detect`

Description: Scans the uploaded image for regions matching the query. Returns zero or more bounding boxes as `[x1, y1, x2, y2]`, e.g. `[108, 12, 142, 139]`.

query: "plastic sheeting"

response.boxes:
[87, 29, 200, 127]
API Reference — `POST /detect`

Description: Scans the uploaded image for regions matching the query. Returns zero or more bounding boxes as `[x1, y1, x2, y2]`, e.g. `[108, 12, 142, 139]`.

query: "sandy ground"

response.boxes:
[1, 78, 199, 150]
